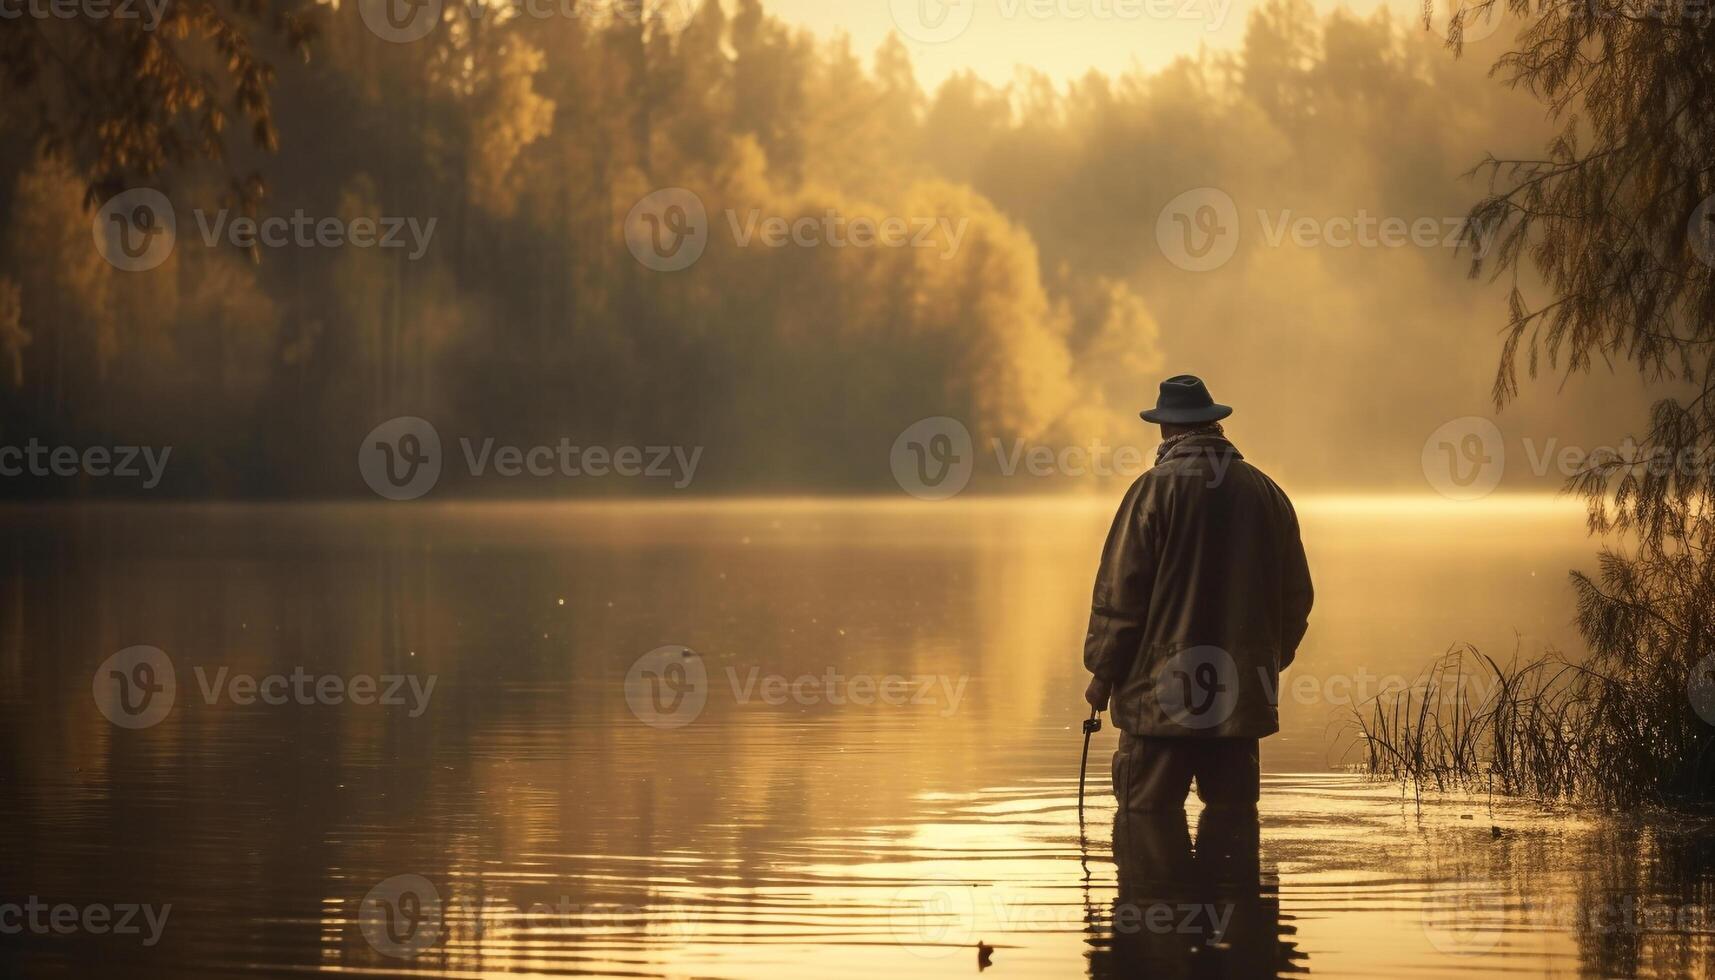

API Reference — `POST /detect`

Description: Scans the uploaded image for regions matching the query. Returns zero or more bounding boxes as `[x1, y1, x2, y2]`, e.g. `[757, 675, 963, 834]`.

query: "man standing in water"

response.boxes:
[1083, 375, 1313, 812]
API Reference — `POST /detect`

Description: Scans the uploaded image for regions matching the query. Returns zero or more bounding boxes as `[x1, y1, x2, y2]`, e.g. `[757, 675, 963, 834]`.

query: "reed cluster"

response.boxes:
[1352, 638, 1714, 807]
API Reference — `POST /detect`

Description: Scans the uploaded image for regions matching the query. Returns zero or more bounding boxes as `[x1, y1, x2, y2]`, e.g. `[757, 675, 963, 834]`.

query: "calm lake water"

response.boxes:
[2, 499, 1712, 978]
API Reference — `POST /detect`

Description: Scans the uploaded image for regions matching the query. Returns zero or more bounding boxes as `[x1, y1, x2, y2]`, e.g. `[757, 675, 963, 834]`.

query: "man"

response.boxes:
[1083, 375, 1312, 813]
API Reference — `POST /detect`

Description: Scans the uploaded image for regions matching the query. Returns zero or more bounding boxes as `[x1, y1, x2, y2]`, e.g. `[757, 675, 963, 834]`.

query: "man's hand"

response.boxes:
[1084, 676, 1113, 712]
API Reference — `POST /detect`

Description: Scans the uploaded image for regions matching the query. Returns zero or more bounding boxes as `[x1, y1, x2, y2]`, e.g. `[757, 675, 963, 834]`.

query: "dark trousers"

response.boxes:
[1111, 733, 1260, 813]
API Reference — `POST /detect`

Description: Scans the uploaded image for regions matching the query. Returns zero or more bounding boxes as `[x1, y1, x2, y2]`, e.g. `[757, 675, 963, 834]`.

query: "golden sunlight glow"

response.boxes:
[759, 0, 1492, 87]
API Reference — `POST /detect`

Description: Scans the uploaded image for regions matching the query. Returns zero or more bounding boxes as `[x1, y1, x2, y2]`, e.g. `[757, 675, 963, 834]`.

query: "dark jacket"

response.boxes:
[1084, 434, 1312, 738]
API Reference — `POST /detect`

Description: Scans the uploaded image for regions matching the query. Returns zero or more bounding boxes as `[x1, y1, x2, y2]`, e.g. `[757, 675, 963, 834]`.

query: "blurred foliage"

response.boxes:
[0, 0, 317, 205]
[0, 0, 1572, 496]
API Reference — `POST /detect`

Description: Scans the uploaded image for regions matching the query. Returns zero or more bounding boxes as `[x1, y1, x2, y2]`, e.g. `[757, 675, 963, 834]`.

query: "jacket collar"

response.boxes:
[1156, 433, 1243, 466]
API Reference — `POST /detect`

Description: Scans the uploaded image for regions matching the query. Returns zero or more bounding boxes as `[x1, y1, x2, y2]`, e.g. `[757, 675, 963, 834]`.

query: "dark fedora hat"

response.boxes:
[1139, 375, 1233, 424]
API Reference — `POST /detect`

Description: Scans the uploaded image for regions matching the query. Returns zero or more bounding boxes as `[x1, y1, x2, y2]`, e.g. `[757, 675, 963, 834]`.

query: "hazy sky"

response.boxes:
[752, 0, 1494, 87]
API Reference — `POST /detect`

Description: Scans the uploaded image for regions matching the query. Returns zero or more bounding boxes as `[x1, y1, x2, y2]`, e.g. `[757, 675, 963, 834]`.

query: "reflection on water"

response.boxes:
[1095, 806, 1302, 977]
[0, 500, 1710, 978]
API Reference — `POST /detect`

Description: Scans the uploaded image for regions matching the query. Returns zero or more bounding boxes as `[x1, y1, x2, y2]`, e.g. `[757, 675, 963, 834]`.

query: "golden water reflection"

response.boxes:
[1, 500, 1709, 978]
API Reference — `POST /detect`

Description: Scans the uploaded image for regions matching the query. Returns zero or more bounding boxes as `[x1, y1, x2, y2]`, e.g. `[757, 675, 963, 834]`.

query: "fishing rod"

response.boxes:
[1077, 705, 1102, 828]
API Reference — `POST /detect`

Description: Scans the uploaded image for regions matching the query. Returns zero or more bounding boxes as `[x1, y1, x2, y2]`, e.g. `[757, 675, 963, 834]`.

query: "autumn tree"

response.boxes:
[0, 0, 316, 204]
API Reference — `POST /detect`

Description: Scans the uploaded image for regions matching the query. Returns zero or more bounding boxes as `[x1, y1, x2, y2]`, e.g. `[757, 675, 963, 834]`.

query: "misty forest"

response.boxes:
[0, 0, 1608, 496]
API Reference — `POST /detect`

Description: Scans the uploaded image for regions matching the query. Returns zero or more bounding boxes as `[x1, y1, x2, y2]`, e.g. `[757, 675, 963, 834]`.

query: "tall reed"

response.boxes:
[1351, 643, 1714, 807]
